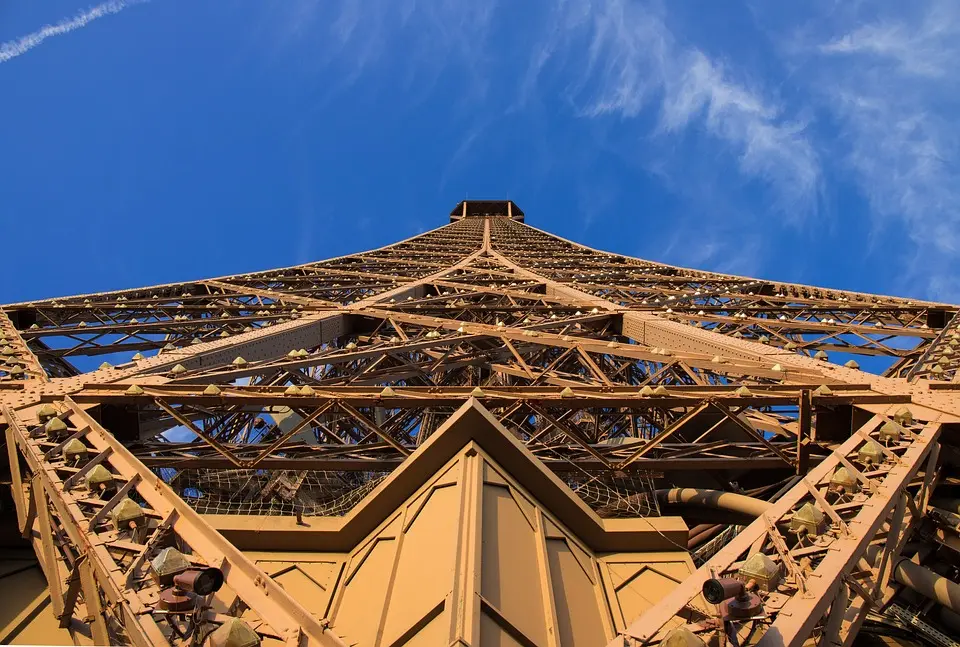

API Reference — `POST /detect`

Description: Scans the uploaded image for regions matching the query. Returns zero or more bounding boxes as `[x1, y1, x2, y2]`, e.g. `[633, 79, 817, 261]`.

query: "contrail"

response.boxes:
[0, 0, 147, 64]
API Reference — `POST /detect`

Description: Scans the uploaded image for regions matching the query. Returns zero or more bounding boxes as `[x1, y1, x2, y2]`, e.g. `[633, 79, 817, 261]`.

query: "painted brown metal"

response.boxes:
[1, 203, 958, 646]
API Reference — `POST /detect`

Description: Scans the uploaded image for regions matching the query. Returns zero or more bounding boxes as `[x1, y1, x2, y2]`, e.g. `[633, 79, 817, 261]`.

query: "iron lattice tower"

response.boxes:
[1, 201, 959, 646]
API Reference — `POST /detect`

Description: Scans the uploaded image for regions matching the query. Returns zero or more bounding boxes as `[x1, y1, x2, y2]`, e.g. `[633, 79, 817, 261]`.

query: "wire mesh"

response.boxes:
[163, 469, 390, 516]
[692, 525, 742, 566]
[564, 472, 661, 518]
[161, 465, 662, 518]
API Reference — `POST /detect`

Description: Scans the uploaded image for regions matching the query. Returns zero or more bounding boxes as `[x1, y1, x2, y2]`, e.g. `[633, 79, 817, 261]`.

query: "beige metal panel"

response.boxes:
[545, 538, 609, 645]
[331, 536, 400, 645]
[399, 611, 449, 646]
[231, 420, 694, 647]
[601, 557, 697, 632]
[326, 456, 465, 646]
[380, 480, 461, 645]
[206, 400, 689, 553]
[480, 482, 548, 645]
[479, 611, 526, 647]
[253, 559, 343, 620]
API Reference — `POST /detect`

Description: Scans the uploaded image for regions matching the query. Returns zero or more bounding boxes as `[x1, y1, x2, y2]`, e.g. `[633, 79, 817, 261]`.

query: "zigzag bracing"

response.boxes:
[1, 202, 959, 646]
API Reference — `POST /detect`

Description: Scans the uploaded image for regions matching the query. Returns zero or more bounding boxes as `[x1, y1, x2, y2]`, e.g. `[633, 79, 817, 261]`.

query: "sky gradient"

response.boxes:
[2, 0, 958, 305]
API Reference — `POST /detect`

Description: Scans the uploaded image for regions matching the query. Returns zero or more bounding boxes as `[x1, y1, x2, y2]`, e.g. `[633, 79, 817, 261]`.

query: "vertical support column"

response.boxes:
[373, 510, 408, 645]
[919, 442, 941, 512]
[449, 447, 483, 645]
[821, 582, 850, 647]
[79, 556, 110, 645]
[533, 509, 561, 647]
[798, 390, 811, 475]
[5, 425, 26, 531]
[35, 484, 65, 618]
[60, 556, 84, 629]
[874, 494, 907, 599]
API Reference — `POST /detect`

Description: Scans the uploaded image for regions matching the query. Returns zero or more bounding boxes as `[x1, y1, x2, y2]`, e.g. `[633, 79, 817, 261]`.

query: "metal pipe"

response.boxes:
[689, 523, 714, 537]
[655, 488, 771, 518]
[939, 607, 960, 635]
[667, 488, 960, 616]
[930, 497, 960, 514]
[680, 488, 960, 613]
[929, 507, 960, 532]
[687, 524, 724, 549]
[891, 559, 960, 614]
[664, 487, 960, 617]
[865, 545, 960, 615]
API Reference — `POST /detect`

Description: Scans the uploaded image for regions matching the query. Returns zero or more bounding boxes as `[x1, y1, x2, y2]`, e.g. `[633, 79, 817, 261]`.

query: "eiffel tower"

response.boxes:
[1, 201, 958, 646]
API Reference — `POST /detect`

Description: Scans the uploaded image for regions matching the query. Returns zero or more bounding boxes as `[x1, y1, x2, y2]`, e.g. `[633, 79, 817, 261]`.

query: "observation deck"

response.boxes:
[449, 199, 524, 222]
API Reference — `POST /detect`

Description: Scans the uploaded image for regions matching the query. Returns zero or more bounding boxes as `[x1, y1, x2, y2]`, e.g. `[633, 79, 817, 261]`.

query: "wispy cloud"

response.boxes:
[659, 51, 819, 219]
[655, 223, 765, 277]
[278, 0, 497, 97]
[810, 1, 960, 298]
[819, 4, 957, 78]
[0, 1, 146, 65]
[528, 0, 821, 219]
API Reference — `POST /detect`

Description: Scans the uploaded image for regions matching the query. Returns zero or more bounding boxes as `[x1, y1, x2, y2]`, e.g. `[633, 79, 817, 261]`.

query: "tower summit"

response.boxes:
[1, 202, 958, 646]
[450, 199, 524, 221]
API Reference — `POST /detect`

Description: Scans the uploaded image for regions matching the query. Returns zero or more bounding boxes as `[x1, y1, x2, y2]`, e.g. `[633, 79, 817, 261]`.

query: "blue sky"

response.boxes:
[1, 0, 958, 305]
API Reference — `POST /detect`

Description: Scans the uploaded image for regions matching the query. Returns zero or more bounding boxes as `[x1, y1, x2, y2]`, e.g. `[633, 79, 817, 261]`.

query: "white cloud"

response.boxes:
[655, 223, 765, 277]
[279, 0, 497, 92]
[819, 4, 958, 78]
[812, 1, 960, 298]
[528, 0, 820, 219]
[0, 1, 146, 64]
[660, 52, 819, 219]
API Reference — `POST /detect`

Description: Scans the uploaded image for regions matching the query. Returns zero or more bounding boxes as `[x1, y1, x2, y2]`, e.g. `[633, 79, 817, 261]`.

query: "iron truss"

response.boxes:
[2, 201, 959, 646]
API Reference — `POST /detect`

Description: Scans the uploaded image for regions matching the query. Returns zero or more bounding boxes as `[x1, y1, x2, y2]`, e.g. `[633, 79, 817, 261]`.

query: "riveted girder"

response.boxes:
[2, 204, 958, 646]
